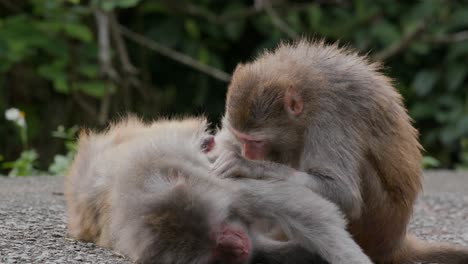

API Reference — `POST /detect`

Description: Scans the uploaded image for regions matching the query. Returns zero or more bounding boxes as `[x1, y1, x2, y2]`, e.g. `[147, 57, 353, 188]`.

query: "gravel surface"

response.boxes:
[1, 171, 468, 263]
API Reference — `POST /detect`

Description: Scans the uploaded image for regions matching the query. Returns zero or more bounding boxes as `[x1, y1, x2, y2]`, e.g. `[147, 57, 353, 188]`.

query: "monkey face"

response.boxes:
[139, 177, 252, 264]
[225, 61, 308, 165]
[227, 127, 269, 161]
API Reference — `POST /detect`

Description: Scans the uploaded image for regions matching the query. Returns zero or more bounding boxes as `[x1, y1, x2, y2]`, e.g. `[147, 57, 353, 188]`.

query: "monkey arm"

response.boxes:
[235, 180, 372, 264]
[251, 236, 330, 264]
[213, 149, 363, 220]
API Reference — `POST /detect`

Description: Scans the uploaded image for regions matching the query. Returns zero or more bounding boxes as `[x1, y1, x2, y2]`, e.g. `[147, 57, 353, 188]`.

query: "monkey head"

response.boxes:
[139, 177, 251, 264]
[224, 59, 317, 164]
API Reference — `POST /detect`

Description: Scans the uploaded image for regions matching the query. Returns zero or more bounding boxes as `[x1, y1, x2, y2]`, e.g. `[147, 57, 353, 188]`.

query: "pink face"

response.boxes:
[210, 223, 251, 264]
[230, 128, 267, 161]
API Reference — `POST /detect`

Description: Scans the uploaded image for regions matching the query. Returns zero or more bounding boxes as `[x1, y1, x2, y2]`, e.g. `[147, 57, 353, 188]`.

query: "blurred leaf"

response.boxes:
[78, 64, 98, 78]
[422, 156, 440, 169]
[434, 108, 460, 124]
[306, 4, 322, 29]
[460, 138, 468, 169]
[225, 20, 245, 41]
[100, 1, 116, 11]
[371, 20, 400, 46]
[36, 21, 63, 34]
[440, 127, 458, 145]
[185, 19, 200, 39]
[410, 102, 434, 119]
[285, 13, 301, 30]
[448, 9, 468, 29]
[48, 154, 73, 175]
[456, 116, 468, 136]
[437, 94, 462, 108]
[147, 19, 182, 47]
[53, 75, 69, 93]
[77, 81, 115, 98]
[4, 149, 40, 177]
[407, 0, 439, 19]
[38, 62, 70, 93]
[138, 2, 167, 13]
[63, 23, 93, 42]
[52, 125, 79, 140]
[115, 0, 141, 8]
[197, 47, 209, 64]
[412, 70, 439, 96]
[409, 41, 430, 55]
[445, 64, 467, 91]
[446, 42, 468, 61]
[99, 0, 141, 11]
[354, 0, 365, 18]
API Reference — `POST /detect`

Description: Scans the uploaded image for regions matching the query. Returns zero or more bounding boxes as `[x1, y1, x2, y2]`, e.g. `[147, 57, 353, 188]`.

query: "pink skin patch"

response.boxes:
[210, 224, 250, 264]
[202, 136, 215, 153]
[229, 128, 266, 160]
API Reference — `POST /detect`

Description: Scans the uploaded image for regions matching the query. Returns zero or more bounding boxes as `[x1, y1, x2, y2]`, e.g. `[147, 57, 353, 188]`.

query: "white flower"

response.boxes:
[5, 108, 20, 121]
[5, 107, 26, 127]
[17, 118, 26, 127]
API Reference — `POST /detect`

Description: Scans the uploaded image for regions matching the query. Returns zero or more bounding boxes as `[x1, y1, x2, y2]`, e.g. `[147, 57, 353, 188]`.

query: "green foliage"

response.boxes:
[92, 0, 142, 11]
[422, 156, 441, 169]
[3, 149, 40, 176]
[0, 0, 108, 98]
[48, 125, 78, 175]
[457, 138, 468, 170]
[1, 0, 468, 173]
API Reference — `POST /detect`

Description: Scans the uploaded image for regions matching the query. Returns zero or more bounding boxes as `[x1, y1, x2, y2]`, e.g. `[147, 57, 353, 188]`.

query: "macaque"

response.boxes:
[215, 40, 468, 264]
[64, 117, 372, 264]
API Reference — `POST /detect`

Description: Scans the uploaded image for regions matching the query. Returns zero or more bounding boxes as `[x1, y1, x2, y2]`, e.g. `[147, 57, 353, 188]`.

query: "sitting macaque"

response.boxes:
[213, 39, 468, 263]
[65, 116, 372, 264]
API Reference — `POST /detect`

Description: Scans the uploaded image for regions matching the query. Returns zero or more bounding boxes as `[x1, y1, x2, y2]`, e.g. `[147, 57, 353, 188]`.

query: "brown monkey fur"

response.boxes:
[215, 40, 468, 264]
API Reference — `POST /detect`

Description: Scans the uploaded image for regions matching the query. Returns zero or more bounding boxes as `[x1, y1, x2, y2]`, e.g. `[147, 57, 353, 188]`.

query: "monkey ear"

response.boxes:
[284, 85, 303, 116]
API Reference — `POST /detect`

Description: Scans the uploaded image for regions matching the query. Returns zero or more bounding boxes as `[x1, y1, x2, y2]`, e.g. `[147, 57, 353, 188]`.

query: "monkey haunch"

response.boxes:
[65, 117, 370, 264]
[215, 40, 468, 264]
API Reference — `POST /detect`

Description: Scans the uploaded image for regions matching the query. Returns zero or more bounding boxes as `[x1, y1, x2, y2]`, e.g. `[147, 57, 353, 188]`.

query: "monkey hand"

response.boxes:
[212, 151, 266, 180]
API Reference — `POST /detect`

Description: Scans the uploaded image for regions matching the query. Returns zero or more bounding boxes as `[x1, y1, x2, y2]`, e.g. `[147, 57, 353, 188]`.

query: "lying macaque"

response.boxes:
[65, 116, 371, 264]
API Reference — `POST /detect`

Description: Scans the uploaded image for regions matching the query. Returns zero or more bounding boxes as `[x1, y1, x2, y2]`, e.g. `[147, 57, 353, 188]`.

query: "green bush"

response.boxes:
[1, 0, 467, 173]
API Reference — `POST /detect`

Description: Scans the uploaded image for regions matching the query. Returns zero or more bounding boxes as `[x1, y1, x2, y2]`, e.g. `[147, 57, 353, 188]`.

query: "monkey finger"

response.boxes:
[217, 166, 243, 179]
[213, 157, 242, 178]
[212, 162, 237, 178]
[212, 151, 234, 169]
[212, 151, 240, 172]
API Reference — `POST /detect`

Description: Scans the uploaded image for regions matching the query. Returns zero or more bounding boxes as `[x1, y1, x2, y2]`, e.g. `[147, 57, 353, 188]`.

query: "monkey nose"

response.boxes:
[242, 144, 263, 160]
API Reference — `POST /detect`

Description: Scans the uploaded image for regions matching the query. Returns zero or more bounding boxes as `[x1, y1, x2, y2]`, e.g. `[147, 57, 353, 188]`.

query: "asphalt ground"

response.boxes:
[1, 171, 467, 263]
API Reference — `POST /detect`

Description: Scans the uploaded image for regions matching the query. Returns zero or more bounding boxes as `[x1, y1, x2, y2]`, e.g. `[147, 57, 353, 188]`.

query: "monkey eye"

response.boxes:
[248, 139, 264, 145]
